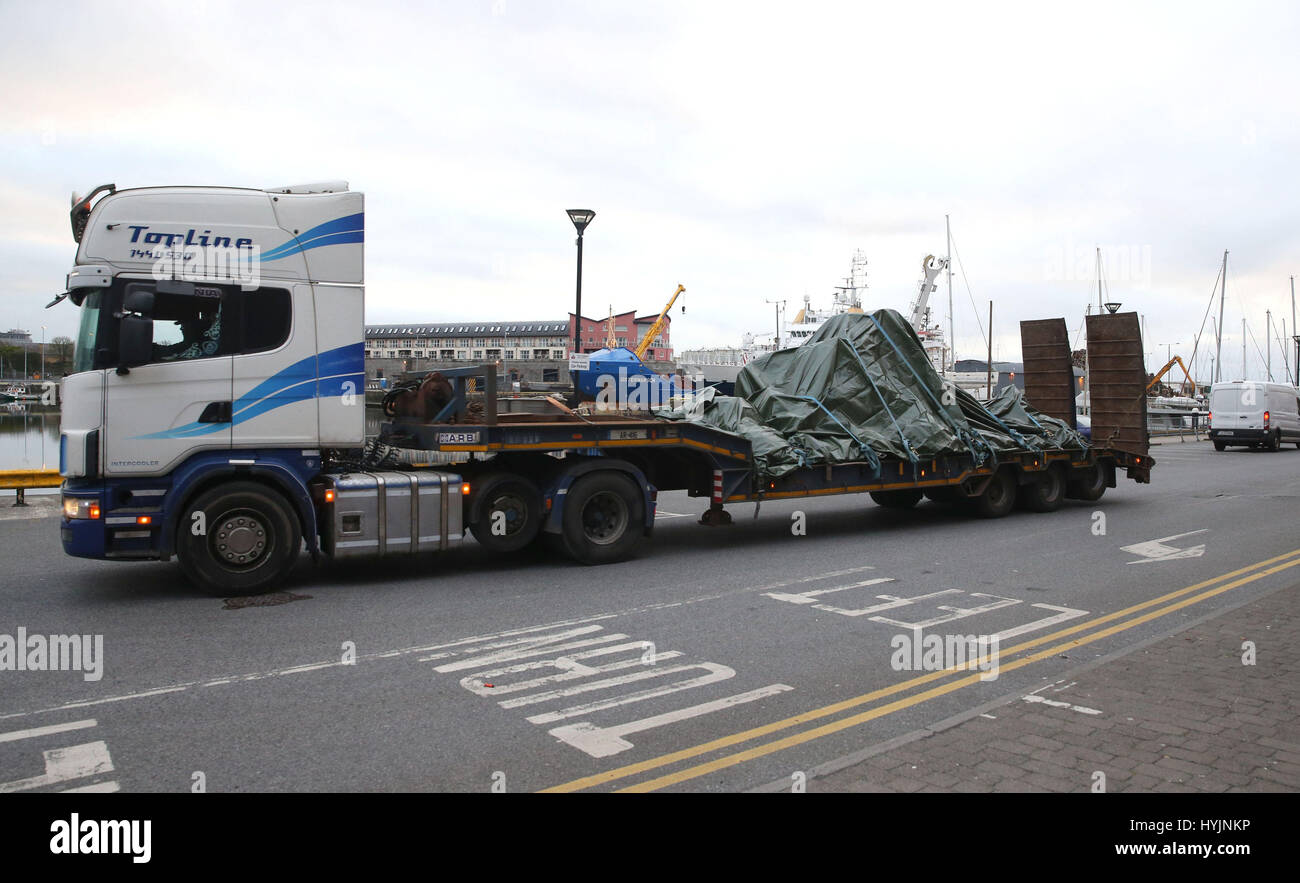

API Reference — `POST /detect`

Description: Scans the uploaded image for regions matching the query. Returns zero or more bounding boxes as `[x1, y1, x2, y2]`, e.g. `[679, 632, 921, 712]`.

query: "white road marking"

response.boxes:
[871, 593, 1021, 628]
[432, 627, 632, 674]
[1121, 529, 1208, 564]
[460, 644, 685, 697]
[1022, 693, 1103, 715]
[524, 663, 737, 725]
[502, 661, 722, 710]
[0, 718, 98, 743]
[0, 566, 874, 724]
[58, 780, 121, 793]
[992, 604, 1089, 641]
[548, 684, 794, 758]
[0, 740, 114, 793]
[764, 577, 900, 606]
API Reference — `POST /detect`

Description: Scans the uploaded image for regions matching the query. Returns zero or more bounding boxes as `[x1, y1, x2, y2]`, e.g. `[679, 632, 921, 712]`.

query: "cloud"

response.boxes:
[1, 0, 1299, 382]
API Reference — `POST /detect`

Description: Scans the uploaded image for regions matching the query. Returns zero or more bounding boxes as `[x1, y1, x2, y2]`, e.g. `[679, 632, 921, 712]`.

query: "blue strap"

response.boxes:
[789, 394, 882, 475]
[843, 345, 919, 463]
[865, 315, 990, 465]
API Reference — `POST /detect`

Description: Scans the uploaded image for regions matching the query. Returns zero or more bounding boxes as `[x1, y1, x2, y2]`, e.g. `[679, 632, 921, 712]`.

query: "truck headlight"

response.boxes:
[63, 497, 101, 520]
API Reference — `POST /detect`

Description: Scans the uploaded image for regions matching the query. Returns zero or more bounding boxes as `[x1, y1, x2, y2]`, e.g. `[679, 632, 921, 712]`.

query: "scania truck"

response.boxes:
[55, 182, 1152, 595]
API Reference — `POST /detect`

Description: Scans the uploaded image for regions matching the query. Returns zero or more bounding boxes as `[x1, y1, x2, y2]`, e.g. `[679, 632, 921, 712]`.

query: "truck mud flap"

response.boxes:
[1086, 311, 1149, 459]
[1019, 318, 1077, 428]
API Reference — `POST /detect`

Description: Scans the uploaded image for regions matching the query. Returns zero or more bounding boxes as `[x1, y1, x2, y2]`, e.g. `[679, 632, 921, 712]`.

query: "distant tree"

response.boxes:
[49, 336, 74, 375]
[0, 344, 21, 378]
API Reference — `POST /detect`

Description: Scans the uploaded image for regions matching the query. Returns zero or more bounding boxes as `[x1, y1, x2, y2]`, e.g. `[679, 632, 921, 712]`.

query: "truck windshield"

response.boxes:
[71, 290, 104, 374]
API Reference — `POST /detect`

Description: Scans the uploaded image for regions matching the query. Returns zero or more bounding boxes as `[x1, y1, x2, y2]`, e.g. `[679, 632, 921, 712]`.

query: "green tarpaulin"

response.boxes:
[658, 309, 1085, 480]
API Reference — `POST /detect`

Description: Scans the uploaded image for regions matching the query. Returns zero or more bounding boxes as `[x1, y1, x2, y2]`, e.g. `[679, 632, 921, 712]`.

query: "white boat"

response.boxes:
[0, 384, 39, 402]
[678, 250, 870, 385]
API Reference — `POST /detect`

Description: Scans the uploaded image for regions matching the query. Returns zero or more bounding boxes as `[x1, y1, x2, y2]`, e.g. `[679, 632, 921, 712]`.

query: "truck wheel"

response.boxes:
[1214, 441, 1227, 451]
[468, 473, 542, 553]
[1018, 466, 1065, 512]
[870, 489, 923, 509]
[1267, 431, 1281, 452]
[971, 468, 1016, 518]
[923, 487, 961, 503]
[559, 472, 644, 565]
[176, 481, 302, 596]
[1065, 461, 1108, 501]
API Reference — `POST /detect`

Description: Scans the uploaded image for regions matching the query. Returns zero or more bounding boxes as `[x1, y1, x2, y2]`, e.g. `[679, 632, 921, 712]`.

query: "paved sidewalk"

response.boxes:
[813, 581, 1300, 793]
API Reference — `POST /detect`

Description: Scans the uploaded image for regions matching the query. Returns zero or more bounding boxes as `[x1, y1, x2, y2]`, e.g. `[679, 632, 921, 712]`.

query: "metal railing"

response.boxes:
[1146, 408, 1207, 441]
[0, 468, 62, 506]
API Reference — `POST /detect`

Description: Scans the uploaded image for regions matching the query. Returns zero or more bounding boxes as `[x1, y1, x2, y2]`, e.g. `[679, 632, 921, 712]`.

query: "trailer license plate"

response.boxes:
[438, 432, 480, 444]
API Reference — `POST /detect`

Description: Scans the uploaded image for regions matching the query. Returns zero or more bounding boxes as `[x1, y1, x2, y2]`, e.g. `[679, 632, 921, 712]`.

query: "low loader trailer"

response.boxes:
[52, 182, 1152, 595]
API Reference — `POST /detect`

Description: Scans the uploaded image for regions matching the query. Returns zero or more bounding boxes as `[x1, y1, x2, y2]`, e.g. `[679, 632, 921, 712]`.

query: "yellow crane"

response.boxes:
[1146, 355, 1196, 395]
[634, 284, 685, 361]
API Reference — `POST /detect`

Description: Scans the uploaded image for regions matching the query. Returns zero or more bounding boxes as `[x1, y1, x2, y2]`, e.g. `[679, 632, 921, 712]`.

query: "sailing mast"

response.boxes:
[946, 215, 953, 372]
[1215, 250, 1227, 382]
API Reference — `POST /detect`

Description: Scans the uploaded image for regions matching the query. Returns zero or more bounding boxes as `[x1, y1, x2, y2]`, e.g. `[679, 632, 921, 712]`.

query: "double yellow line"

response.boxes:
[542, 547, 1300, 793]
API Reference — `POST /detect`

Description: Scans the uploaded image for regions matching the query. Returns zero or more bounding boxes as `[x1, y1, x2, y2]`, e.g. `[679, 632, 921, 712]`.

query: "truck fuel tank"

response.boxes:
[320, 471, 464, 558]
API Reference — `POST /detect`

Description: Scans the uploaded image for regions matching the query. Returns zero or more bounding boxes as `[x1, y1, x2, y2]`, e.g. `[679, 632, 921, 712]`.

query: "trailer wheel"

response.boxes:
[175, 481, 302, 596]
[1065, 461, 1108, 502]
[559, 472, 644, 565]
[870, 489, 923, 509]
[1018, 466, 1065, 512]
[971, 468, 1016, 518]
[468, 473, 542, 553]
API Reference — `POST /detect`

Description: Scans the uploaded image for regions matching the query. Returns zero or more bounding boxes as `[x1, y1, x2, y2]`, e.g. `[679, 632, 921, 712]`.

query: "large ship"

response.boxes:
[677, 250, 870, 386]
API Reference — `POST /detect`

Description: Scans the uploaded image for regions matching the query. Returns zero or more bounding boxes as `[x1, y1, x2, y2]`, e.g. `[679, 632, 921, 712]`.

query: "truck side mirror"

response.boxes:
[123, 288, 155, 317]
[117, 314, 153, 375]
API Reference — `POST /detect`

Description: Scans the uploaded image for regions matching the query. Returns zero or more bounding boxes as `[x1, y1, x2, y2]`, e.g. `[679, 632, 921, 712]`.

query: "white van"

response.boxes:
[1208, 381, 1300, 451]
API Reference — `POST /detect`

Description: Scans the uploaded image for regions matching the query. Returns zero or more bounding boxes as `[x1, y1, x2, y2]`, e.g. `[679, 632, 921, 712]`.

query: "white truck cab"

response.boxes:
[1207, 380, 1300, 451]
[56, 183, 392, 592]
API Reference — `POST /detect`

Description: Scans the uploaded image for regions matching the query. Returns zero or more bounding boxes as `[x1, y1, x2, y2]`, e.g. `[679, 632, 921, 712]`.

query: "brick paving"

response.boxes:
[815, 580, 1300, 793]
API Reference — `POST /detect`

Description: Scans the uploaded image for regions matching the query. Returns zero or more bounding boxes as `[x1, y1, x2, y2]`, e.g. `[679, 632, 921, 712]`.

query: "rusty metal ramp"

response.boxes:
[1086, 311, 1149, 459]
[1019, 318, 1078, 428]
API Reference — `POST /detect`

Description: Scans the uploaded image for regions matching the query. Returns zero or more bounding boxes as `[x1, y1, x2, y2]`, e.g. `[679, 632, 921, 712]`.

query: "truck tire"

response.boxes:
[559, 472, 644, 565]
[175, 481, 302, 596]
[1267, 431, 1281, 452]
[923, 487, 961, 503]
[1214, 441, 1227, 451]
[1018, 466, 1066, 513]
[1065, 461, 1108, 502]
[971, 468, 1016, 518]
[870, 489, 923, 509]
[468, 473, 542, 553]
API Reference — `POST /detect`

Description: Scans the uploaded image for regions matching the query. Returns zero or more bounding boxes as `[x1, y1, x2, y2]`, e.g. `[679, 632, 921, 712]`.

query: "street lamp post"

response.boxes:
[565, 209, 595, 403]
[41, 325, 46, 380]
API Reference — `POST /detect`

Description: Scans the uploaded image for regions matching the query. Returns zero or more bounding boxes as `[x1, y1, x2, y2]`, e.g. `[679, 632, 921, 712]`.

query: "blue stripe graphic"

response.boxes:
[260, 212, 364, 263]
[132, 342, 364, 439]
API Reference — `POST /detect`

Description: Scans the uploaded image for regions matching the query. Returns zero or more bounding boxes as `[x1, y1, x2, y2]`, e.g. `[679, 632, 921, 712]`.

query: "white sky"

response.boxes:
[3, 0, 1299, 381]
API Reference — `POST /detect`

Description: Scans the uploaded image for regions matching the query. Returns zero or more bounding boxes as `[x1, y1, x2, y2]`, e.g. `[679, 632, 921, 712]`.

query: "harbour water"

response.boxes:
[0, 406, 395, 473]
[0, 405, 59, 472]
